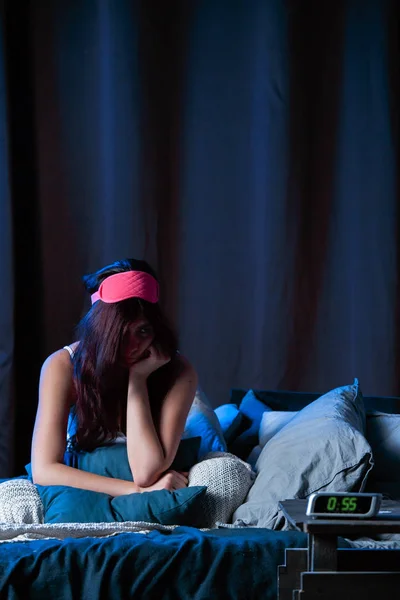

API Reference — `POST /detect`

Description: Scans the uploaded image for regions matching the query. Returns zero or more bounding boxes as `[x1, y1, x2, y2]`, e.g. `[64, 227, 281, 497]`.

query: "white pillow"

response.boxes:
[0, 479, 44, 524]
[259, 411, 297, 448]
[188, 452, 255, 527]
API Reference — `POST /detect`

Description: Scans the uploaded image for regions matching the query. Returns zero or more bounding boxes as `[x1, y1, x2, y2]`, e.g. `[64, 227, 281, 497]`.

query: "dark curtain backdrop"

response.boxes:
[0, 0, 399, 475]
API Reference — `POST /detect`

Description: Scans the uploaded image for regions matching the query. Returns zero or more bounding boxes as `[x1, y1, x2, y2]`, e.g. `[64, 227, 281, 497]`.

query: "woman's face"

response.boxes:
[122, 319, 155, 365]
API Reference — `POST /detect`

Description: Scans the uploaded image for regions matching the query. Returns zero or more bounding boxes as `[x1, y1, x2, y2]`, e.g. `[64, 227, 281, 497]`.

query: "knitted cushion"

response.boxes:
[0, 479, 44, 524]
[188, 453, 255, 527]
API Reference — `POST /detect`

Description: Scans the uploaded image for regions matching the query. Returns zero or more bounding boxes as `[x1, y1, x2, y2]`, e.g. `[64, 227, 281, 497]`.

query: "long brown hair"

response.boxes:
[72, 259, 178, 450]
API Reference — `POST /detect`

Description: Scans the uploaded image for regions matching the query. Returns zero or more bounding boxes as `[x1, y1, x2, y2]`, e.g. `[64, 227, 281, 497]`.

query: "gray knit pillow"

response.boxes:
[0, 479, 44, 524]
[188, 452, 255, 528]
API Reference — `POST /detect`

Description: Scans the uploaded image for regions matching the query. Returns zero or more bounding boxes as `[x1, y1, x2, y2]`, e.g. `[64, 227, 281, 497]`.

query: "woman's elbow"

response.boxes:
[132, 471, 158, 488]
[31, 463, 58, 486]
[31, 468, 45, 486]
[131, 463, 166, 488]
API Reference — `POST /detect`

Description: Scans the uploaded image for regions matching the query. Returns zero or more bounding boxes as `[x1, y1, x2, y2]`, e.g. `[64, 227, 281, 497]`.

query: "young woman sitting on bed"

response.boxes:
[31, 258, 198, 496]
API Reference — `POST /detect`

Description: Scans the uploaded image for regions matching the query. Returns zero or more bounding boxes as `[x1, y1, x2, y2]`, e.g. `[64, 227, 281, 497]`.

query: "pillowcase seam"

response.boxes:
[157, 487, 205, 518]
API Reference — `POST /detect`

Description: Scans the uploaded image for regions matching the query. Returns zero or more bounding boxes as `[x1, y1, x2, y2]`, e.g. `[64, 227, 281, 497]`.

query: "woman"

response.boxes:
[31, 258, 198, 496]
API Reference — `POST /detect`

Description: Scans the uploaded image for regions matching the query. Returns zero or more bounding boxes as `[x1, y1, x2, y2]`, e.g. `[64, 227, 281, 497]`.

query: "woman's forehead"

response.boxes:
[130, 319, 151, 329]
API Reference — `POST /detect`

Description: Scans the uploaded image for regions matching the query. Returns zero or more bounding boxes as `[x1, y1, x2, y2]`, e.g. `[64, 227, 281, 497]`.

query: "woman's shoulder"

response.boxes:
[41, 343, 79, 373]
[63, 342, 79, 358]
[38, 348, 76, 412]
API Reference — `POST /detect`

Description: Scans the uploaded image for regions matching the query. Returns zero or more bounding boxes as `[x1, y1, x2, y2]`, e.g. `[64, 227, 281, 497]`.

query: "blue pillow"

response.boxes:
[37, 486, 113, 524]
[239, 389, 272, 425]
[214, 404, 244, 444]
[37, 484, 207, 525]
[26, 437, 201, 481]
[229, 390, 272, 458]
[182, 388, 227, 458]
[112, 487, 205, 525]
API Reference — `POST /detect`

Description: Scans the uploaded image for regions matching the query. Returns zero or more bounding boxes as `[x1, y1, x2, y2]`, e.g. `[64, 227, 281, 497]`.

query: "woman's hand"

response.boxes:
[139, 470, 188, 492]
[129, 346, 171, 383]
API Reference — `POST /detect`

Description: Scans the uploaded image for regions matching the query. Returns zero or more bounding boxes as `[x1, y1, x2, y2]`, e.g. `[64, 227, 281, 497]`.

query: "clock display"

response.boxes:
[313, 494, 372, 515]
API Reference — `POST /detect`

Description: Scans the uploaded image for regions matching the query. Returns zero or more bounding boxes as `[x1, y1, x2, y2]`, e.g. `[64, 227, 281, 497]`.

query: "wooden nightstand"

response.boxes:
[277, 498, 400, 599]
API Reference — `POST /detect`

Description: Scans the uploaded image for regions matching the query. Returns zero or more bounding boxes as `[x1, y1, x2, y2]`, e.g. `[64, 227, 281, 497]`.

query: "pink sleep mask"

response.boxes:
[91, 271, 159, 305]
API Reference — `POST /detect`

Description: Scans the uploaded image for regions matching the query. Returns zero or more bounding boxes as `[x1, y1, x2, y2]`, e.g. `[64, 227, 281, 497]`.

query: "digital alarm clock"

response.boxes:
[306, 492, 382, 519]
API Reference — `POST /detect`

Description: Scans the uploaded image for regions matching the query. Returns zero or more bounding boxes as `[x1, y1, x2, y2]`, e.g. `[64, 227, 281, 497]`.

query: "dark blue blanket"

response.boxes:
[0, 527, 334, 600]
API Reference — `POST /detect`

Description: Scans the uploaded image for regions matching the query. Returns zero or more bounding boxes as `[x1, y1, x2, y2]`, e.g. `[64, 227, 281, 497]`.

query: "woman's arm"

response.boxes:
[31, 350, 141, 496]
[126, 352, 198, 487]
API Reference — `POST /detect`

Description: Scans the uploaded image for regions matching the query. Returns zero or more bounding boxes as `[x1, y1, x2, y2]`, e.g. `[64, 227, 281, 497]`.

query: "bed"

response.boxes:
[0, 379, 399, 599]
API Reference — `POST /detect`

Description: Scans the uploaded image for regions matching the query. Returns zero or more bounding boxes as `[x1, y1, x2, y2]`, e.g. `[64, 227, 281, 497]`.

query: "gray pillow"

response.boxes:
[258, 409, 400, 500]
[365, 411, 400, 498]
[232, 379, 373, 529]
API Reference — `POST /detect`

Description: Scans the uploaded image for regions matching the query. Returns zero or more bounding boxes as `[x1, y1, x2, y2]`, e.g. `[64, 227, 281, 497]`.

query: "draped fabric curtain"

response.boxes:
[0, 0, 399, 475]
[0, 4, 13, 477]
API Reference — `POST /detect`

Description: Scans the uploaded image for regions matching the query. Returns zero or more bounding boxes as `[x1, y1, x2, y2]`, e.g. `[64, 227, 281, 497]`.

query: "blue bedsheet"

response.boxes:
[0, 527, 325, 599]
[0, 527, 352, 599]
